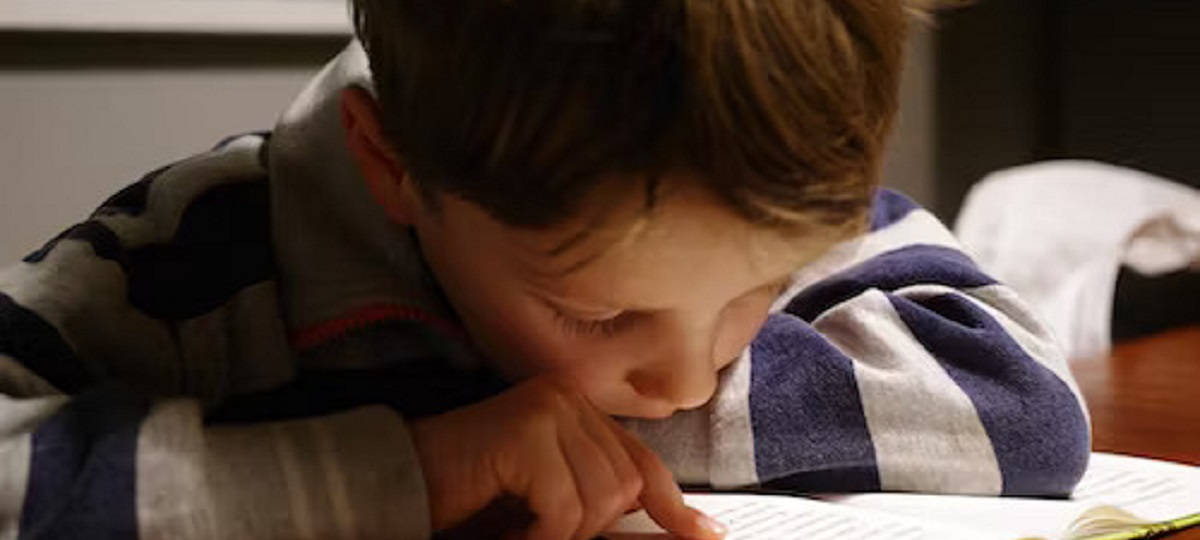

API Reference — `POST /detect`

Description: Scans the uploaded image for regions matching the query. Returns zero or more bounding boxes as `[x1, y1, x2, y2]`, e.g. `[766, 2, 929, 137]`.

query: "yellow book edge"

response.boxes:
[1048, 506, 1200, 540]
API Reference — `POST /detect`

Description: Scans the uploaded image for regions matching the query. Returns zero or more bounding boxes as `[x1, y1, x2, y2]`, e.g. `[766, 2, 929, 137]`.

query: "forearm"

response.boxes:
[626, 190, 1091, 497]
[4, 381, 431, 539]
[757, 289, 1089, 496]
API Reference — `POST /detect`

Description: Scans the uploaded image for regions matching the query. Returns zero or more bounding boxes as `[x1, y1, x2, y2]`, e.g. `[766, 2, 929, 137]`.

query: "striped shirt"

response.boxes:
[0, 42, 1089, 539]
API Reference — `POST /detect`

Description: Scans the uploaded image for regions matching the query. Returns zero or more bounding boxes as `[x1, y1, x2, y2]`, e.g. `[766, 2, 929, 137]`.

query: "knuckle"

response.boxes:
[518, 403, 565, 437]
[557, 499, 585, 531]
[599, 488, 633, 519]
[619, 473, 644, 501]
[624, 439, 654, 463]
[610, 453, 640, 482]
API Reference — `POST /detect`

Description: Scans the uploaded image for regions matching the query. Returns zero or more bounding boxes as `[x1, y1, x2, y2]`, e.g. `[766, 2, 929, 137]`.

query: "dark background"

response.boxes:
[935, 0, 1200, 220]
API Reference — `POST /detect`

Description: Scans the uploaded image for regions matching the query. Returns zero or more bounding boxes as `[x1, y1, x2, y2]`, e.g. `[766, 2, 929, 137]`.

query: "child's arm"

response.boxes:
[0, 134, 432, 538]
[626, 190, 1091, 498]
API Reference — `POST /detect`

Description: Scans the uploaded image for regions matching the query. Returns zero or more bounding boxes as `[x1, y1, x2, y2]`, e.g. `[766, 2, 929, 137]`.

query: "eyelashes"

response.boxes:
[553, 310, 623, 338]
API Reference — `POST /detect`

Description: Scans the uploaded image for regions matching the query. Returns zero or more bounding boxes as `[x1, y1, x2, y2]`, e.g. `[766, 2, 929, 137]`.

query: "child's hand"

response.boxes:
[410, 376, 727, 540]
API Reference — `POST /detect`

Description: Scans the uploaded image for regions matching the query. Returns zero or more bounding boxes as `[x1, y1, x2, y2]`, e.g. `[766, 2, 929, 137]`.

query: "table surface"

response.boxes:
[1069, 325, 1200, 539]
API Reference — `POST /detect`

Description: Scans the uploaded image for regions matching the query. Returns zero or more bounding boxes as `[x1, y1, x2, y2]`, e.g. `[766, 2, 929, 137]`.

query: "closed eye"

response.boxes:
[553, 310, 624, 338]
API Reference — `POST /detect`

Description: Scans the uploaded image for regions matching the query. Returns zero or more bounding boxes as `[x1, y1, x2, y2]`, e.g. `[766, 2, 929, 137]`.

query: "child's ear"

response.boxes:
[340, 86, 421, 226]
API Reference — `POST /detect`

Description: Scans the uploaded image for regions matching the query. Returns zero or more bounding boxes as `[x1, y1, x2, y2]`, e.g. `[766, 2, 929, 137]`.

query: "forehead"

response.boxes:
[443, 176, 832, 308]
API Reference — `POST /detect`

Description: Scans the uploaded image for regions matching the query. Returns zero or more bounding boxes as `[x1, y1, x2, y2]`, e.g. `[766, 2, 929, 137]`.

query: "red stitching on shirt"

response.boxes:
[289, 303, 467, 352]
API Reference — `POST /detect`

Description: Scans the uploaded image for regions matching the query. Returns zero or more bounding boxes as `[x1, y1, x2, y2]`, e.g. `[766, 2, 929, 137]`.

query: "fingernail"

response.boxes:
[696, 512, 727, 538]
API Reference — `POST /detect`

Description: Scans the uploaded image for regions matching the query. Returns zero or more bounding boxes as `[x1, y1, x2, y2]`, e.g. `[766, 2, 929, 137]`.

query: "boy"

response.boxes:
[0, 1, 1089, 539]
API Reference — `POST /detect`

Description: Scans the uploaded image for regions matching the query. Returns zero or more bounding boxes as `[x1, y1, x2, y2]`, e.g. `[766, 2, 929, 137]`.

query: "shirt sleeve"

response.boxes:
[625, 189, 1090, 498]
[0, 133, 431, 539]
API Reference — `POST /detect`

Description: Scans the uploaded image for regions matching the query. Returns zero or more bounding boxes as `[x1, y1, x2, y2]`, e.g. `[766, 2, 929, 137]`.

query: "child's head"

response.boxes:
[342, 0, 913, 418]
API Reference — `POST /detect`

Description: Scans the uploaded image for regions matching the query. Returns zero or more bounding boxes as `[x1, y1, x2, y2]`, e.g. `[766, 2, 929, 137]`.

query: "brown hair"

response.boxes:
[350, 0, 915, 238]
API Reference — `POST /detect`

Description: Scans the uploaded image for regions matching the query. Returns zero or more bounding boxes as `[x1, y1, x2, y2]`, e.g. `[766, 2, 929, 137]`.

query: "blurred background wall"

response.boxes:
[0, 33, 345, 261]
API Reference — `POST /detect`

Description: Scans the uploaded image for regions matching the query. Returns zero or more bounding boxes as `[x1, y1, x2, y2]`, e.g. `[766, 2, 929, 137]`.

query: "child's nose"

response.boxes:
[627, 333, 720, 410]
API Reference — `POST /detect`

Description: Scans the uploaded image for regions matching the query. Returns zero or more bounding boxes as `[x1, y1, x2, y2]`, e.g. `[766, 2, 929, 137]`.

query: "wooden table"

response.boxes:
[1069, 325, 1200, 539]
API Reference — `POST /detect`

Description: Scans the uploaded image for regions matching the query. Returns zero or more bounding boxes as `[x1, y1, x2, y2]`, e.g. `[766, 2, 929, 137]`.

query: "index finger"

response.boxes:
[609, 423, 727, 540]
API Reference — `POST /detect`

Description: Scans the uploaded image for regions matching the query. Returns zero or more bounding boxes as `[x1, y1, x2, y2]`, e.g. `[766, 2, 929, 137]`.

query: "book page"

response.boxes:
[826, 453, 1200, 539]
[1071, 453, 1200, 521]
[603, 453, 1199, 540]
[602, 493, 991, 540]
[821, 492, 1083, 539]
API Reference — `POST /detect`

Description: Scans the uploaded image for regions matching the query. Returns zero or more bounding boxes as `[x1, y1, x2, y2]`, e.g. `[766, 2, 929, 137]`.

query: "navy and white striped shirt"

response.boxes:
[0, 42, 1088, 539]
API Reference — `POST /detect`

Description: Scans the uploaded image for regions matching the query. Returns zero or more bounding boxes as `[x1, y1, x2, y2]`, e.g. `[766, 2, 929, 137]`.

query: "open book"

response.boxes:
[603, 453, 1200, 540]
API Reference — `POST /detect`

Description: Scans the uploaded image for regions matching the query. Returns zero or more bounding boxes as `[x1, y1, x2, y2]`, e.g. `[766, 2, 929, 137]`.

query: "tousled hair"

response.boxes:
[351, 0, 919, 241]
